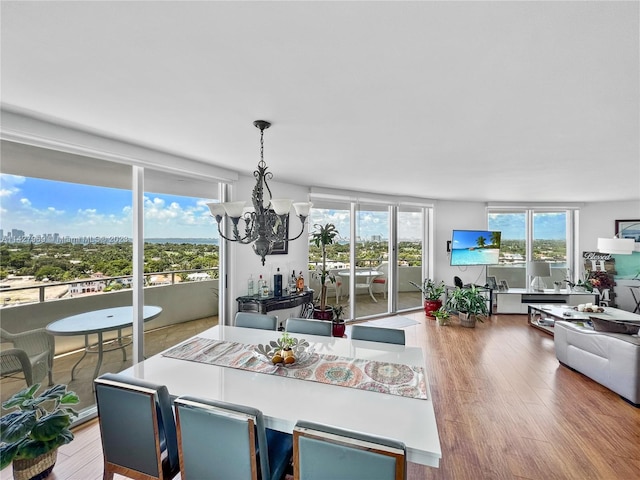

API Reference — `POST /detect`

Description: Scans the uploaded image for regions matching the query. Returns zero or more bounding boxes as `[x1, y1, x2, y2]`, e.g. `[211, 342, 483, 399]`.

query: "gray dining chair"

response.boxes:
[293, 420, 406, 480]
[174, 395, 293, 480]
[94, 373, 180, 480]
[285, 318, 332, 337]
[350, 325, 405, 345]
[235, 312, 278, 330]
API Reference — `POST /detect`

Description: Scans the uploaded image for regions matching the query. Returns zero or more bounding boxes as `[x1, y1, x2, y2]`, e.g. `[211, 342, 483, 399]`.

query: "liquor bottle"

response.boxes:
[289, 270, 297, 295]
[259, 275, 268, 298]
[247, 274, 255, 296]
[274, 268, 283, 297]
[296, 271, 304, 293]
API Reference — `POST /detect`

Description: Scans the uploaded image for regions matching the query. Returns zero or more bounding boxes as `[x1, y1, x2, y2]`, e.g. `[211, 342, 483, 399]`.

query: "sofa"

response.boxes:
[554, 320, 640, 407]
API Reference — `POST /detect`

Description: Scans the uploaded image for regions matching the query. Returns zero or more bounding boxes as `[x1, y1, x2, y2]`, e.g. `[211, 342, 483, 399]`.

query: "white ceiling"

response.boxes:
[1, 1, 638, 203]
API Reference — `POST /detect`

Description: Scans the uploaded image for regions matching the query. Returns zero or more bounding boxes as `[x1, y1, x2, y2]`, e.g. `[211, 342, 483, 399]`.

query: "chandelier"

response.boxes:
[207, 120, 312, 265]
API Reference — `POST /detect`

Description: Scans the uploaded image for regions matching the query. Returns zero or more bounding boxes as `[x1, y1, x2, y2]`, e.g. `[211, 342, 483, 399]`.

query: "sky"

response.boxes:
[1, 174, 567, 242]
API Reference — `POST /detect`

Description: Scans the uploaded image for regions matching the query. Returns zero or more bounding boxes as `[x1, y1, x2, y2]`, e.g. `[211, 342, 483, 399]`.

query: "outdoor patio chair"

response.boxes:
[293, 420, 406, 480]
[174, 395, 293, 480]
[0, 327, 54, 387]
[94, 373, 180, 480]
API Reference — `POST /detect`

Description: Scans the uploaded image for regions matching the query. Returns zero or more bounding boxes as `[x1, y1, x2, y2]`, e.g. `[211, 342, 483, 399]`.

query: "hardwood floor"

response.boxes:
[3, 312, 639, 480]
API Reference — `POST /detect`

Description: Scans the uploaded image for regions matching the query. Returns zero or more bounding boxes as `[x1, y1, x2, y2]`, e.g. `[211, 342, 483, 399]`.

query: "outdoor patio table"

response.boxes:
[46, 305, 162, 381]
[337, 269, 383, 302]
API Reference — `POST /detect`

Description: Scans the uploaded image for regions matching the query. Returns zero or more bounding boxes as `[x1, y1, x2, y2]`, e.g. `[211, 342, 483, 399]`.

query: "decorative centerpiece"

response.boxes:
[255, 332, 310, 366]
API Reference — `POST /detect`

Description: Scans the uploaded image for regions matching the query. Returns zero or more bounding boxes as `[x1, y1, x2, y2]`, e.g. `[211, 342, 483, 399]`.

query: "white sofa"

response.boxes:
[554, 320, 640, 407]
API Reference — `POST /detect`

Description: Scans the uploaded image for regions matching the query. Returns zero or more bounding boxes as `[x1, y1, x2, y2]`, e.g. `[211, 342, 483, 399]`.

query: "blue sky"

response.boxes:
[1, 175, 567, 242]
[0, 175, 217, 239]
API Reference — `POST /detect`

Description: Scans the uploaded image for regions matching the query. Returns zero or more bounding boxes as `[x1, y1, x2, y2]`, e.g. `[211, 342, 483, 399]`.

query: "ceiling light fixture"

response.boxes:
[207, 120, 312, 265]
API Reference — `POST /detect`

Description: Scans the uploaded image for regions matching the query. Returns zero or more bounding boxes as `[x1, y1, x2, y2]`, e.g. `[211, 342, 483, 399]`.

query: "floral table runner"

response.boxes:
[162, 337, 428, 400]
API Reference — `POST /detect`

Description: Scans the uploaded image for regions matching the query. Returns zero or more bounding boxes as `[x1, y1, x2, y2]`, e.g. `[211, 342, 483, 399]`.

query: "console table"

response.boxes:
[494, 288, 597, 314]
[236, 289, 314, 315]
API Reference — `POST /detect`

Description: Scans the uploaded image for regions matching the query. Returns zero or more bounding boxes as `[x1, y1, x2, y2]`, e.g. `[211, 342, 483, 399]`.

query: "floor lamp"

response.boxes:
[529, 261, 550, 292]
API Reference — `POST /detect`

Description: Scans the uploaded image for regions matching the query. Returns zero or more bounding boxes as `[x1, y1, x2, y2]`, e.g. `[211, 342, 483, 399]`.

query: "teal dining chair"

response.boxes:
[285, 318, 332, 337]
[350, 325, 405, 345]
[174, 395, 293, 480]
[293, 420, 406, 480]
[235, 312, 278, 330]
[94, 373, 180, 480]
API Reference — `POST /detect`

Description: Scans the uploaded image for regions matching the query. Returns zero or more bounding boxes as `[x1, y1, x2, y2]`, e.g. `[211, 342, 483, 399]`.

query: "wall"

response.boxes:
[433, 200, 489, 288]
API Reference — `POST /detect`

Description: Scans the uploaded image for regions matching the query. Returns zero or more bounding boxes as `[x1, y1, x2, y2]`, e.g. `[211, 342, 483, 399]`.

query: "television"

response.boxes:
[450, 229, 501, 266]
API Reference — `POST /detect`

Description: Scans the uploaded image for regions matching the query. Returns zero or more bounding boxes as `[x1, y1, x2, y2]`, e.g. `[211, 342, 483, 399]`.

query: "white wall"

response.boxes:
[433, 200, 490, 288]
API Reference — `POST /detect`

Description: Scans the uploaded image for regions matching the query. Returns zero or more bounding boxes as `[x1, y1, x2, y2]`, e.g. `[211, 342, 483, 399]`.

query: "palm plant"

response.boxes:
[310, 223, 339, 312]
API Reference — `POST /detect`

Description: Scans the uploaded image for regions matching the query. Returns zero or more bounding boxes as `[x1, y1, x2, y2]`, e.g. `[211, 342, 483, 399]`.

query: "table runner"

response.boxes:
[163, 337, 428, 400]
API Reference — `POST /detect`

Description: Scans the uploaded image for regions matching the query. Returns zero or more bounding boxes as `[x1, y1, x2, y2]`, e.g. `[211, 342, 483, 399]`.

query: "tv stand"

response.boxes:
[494, 288, 597, 314]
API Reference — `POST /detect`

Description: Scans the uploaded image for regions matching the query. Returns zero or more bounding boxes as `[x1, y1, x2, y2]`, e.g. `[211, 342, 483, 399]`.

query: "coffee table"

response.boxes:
[528, 304, 640, 335]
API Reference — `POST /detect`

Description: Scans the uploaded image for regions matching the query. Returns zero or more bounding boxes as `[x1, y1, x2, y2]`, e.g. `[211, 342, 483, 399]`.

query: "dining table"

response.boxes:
[120, 325, 442, 467]
[46, 305, 163, 381]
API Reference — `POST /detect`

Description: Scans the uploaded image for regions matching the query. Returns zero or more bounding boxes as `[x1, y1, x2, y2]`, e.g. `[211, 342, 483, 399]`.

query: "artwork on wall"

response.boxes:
[615, 219, 640, 242]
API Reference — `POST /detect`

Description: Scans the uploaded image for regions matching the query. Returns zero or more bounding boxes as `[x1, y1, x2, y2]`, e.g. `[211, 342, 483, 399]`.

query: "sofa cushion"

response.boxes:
[590, 317, 640, 335]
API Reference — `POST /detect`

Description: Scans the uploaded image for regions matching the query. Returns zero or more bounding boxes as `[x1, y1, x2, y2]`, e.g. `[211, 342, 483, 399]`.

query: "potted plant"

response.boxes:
[409, 279, 446, 317]
[1, 383, 79, 480]
[310, 223, 339, 321]
[332, 304, 346, 337]
[445, 285, 489, 328]
[431, 307, 451, 326]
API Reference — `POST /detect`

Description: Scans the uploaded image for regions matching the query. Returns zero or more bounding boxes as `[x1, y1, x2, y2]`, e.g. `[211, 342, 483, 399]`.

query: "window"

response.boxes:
[488, 208, 574, 289]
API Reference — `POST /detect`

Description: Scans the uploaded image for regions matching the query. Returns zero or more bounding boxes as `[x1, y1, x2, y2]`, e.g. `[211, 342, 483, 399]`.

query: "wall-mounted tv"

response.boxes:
[450, 229, 501, 266]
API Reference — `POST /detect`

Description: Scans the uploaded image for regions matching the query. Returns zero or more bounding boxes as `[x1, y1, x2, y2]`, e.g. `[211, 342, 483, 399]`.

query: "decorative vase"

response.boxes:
[458, 312, 476, 328]
[13, 448, 58, 480]
[332, 321, 346, 337]
[423, 299, 442, 317]
[313, 307, 334, 321]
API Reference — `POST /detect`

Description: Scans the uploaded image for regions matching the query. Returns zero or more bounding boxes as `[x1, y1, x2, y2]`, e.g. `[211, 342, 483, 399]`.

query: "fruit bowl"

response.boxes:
[254, 335, 311, 366]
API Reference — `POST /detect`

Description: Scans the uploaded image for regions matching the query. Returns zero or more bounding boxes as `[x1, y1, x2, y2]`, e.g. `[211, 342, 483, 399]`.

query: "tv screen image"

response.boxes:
[450, 230, 501, 266]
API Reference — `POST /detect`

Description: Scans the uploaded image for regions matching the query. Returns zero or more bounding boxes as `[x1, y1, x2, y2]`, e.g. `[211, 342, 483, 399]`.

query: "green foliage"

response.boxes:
[409, 279, 445, 300]
[445, 285, 489, 322]
[0, 384, 79, 469]
[310, 223, 339, 311]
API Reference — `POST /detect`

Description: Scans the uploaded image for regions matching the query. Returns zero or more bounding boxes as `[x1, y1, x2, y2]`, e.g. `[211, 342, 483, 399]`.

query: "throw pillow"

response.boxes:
[590, 317, 640, 335]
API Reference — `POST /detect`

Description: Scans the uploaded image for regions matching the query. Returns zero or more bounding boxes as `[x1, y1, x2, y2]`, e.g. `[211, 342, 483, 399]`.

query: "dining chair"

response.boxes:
[293, 420, 406, 480]
[94, 373, 180, 480]
[235, 312, 278, 330]
[174, 395, 293, 480]
[286, 317, 332, 336]
[350, 325, 405, 345]
[0, 327, 54, 387]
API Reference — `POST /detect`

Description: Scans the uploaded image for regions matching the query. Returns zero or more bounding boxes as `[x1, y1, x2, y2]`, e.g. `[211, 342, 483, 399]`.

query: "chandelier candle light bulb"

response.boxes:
[206, 120, 312, 265]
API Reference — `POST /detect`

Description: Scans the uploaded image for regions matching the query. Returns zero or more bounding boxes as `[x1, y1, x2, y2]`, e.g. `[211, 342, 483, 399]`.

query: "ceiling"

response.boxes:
[1, 1, 638, 203]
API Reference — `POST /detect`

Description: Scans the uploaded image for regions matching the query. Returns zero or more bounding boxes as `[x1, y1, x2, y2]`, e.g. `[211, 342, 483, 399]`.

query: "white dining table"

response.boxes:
[120, 325, 441, 467]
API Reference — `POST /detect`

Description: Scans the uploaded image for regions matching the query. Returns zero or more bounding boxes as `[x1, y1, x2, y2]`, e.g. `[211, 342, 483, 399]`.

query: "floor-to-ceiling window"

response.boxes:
[488, 208, 574, 289]
[308, 191, 429, 321]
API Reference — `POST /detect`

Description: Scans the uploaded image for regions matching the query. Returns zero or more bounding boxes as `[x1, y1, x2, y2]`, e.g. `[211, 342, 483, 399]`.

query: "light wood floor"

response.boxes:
[2, 312, 639, 480]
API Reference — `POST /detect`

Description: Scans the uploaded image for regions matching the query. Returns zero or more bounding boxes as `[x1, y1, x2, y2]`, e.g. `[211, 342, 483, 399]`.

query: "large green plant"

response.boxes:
[445, 285, 489, 322]
[409, 279, 445, 301]
[0, 384, 79, 469]
[310, 223, 339, 312]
